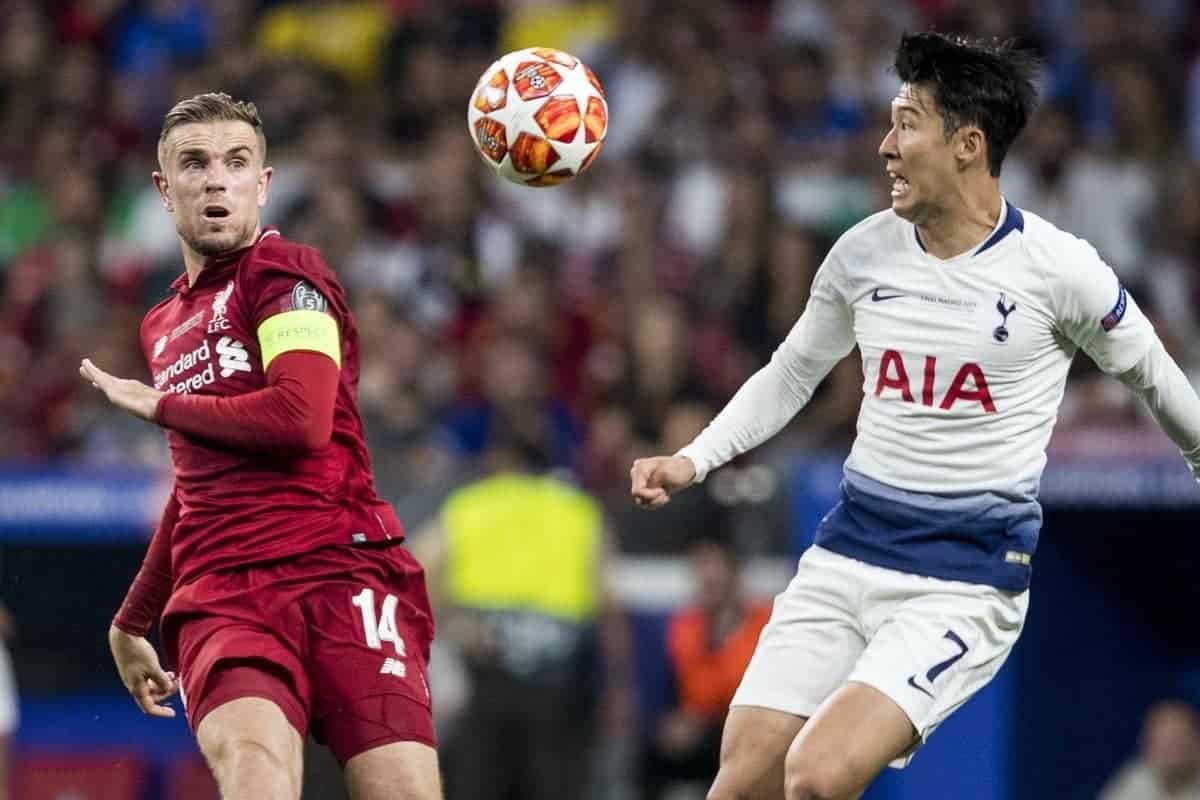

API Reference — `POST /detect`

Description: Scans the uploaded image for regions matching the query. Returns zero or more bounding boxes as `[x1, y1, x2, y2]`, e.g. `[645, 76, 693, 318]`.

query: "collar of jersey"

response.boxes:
[911, 198, 1024, 262]
[171, 227, 280, 293]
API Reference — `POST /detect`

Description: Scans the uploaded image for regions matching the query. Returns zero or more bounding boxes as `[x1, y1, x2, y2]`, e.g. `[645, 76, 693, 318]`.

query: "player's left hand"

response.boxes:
[80, 358, 164, 422]
[109, 626, 179, 719]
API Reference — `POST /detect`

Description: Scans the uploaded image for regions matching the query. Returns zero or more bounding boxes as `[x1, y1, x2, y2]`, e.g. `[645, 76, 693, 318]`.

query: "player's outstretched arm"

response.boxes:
[80, 351, 339, 454]
[629, 249, 854, 507]
[628, 348, 846, 508]
[1052, 242, 1200, 479]
[1117, 340, 1200, 479]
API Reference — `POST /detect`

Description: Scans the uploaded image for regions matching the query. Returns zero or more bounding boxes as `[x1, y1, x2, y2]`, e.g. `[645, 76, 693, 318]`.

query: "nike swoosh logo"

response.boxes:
[872, 288, 904, 302]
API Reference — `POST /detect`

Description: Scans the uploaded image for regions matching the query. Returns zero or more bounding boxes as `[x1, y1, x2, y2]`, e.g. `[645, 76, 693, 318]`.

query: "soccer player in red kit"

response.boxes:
[80, 93, 441, 800]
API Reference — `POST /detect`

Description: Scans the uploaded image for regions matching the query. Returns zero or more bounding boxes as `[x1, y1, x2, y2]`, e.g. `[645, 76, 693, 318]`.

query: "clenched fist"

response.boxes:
[630, 455, 697, 508]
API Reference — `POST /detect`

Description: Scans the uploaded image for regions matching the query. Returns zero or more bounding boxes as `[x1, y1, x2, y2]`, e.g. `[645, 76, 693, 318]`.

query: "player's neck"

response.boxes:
[914, 185, 1003, 260]
[180, 227, 262, 287]
[182, 246, 206, 287]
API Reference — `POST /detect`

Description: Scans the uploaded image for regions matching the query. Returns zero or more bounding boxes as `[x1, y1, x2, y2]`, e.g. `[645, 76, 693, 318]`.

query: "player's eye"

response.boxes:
[183, 159, 203, 169]
[230, 159, 246, 168]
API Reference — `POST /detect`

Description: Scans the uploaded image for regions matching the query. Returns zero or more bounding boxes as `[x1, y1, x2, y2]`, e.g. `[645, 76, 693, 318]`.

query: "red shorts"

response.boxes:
[161, 542, 436, 765]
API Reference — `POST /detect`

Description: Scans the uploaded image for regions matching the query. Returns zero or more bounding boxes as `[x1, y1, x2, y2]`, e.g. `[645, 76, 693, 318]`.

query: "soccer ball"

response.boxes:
[467, 47, 608, 187]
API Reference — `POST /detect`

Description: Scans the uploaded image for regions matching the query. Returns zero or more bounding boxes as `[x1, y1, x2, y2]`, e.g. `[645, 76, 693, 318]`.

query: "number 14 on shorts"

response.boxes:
[351, 588, 408, 677]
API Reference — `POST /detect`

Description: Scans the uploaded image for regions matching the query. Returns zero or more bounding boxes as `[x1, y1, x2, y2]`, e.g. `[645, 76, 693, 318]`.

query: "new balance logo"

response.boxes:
[379, 658, 406, 678]
[216, 336, 251, 377]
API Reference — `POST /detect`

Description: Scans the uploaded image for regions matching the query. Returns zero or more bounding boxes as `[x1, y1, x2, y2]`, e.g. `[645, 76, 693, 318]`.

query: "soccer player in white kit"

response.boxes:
[630, 32, 1200, 800]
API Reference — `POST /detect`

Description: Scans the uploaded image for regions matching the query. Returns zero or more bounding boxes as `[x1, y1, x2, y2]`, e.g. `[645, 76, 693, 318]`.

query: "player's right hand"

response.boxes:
[108, 625, 179, 719]
[630, 455, 696, 508]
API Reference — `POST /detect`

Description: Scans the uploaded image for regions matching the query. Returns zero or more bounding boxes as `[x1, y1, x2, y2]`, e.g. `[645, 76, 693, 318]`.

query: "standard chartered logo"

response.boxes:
[151, 336, 253, 394]
[216, 337, 251, 377]
[154, 340, 211, 390]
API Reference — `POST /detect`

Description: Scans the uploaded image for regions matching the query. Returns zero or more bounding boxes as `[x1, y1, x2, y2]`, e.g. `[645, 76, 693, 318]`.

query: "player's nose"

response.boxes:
[879, 126, 898, 159]
[202, 162, 228, 190]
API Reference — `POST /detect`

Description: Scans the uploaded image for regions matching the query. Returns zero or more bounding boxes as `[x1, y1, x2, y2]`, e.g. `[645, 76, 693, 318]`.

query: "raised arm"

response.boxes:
[632, 250, 855, 505]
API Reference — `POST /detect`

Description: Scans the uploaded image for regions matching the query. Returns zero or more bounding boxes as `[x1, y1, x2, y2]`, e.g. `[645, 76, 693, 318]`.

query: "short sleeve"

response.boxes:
[1051, 239, 1155, 375]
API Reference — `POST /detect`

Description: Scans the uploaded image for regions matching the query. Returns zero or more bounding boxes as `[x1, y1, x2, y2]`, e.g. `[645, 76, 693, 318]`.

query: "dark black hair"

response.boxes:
[894, 32, 1041, 176]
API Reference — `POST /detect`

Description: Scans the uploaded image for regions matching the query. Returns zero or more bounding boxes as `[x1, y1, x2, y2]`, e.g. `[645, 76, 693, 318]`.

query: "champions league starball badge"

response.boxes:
[993, 293, 1017, 342]
[291, 281, 328, 312]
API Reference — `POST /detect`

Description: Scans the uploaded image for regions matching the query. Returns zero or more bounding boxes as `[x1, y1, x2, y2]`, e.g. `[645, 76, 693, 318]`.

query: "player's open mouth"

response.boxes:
[889, 171, 910, 198]
[203, 205, 231, 220]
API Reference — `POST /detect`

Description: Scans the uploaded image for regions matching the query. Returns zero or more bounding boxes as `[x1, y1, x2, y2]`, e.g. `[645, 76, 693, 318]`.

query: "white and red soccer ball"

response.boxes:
[467, 47, 608, 187]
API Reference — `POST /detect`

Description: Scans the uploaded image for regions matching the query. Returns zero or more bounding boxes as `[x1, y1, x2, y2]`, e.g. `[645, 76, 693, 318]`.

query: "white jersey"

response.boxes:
[680, 200, 1200, 590]
[801, 201, 1152, 498]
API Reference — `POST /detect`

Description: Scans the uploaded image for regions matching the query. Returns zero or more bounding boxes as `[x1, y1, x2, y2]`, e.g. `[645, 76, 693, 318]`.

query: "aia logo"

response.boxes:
[875, 350, 996, 413]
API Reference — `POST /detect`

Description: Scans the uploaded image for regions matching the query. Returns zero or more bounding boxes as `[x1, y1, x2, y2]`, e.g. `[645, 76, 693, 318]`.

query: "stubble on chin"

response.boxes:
[182, 226, 249, 257]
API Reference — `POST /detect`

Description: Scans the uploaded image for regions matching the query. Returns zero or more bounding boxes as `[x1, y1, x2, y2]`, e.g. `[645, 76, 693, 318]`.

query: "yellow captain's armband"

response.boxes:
[257, 310, 341, 370]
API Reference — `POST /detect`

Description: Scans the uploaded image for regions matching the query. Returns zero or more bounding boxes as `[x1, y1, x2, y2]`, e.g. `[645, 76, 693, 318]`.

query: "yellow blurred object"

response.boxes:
[256, 2, 393, 84]
[443, 473, 601, 623]
[500, 1, 613, 58]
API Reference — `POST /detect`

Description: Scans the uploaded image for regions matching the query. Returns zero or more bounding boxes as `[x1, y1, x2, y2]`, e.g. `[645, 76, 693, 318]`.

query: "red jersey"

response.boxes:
[140, 229, 402, 587]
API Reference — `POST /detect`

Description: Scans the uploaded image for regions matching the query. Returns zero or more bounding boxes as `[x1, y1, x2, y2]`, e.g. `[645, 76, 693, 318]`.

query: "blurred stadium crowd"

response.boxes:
[1, 0, 1199, 544]
[3, 0, 1200, 796]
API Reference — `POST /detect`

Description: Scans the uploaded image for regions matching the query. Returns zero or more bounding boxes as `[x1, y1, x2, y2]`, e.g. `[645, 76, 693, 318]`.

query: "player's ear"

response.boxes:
[956, 126, 986, 171]
[152, 171, 173, 213]
[257, 165, 273, 209]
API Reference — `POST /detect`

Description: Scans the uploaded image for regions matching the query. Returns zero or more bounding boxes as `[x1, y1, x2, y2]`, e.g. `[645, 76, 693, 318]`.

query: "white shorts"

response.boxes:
[731, 545, 1027, 768]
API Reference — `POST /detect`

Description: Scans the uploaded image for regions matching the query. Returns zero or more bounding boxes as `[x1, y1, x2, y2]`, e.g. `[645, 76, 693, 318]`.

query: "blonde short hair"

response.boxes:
[157, 92, 267, 169]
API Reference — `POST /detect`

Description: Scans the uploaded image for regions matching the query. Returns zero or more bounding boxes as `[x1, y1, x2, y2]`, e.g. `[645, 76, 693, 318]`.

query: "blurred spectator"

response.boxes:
[769, 43, 865, 159]
[442, 333, 582, 469]
[1006, 62, 1162, 283]
[1146, 163, 1200, 373]
[112, 0, 210, 78]
[1100, 700, 1200, 800]
[412, 416, 632, 800]
[641, 530, 771, 800]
